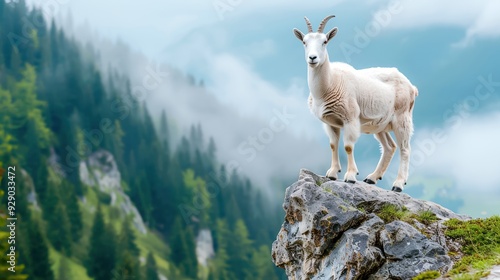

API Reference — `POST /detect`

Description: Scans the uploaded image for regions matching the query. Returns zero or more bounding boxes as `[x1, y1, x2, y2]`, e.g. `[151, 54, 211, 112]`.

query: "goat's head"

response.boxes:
[293, 15, 338, 68]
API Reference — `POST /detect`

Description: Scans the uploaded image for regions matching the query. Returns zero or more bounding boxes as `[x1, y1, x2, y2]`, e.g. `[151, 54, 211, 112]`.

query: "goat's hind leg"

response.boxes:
[364, 132, 396, 185]
[324, 124, 341, 180]
[392, 114, 413, 192]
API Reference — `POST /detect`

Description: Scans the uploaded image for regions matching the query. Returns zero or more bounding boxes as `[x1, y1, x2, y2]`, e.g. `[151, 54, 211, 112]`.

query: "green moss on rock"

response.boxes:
[412, 270, 440, 280]
[445, 216, 500, 278]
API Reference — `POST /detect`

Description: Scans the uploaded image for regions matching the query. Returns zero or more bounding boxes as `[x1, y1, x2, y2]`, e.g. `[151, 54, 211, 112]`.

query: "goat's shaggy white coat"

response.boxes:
[294, 16, 418, 191]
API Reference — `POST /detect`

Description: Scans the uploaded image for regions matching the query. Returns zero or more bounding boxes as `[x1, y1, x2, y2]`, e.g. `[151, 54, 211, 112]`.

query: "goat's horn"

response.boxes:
[304, 17, 313, 33]
[317, 15, 335, 33]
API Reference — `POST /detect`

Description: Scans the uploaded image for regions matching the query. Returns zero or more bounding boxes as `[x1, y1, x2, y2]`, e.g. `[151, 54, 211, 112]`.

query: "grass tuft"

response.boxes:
[376, 204, 410, 223]
[445, 216, 500, 278]
[412, 270, 440, 280]
[416, 210, 438, 225]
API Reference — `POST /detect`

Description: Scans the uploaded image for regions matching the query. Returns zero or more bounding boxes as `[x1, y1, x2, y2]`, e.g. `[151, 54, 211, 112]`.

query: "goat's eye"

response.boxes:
[303, 41, 306, 45]
[323, 40, 327, 45]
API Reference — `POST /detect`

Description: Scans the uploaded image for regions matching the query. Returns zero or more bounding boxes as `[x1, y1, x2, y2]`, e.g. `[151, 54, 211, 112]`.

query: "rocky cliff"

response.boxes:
[79, 150, 147, 234]
[271, 169, 472, 280]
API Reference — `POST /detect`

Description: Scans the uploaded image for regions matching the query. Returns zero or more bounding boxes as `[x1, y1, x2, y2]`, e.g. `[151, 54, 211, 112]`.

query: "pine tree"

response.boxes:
[144, 252, 160, 280]
[183, 169, 210, 224]
[249, 245, 279, 280]
[219, 165, 228, 185]
[57, 256, 73, 280]
[159, 109, 169, 143]
[12, 65, 51, 148]
[33, 159, 48, 204]
[176, 136, 192, 170]
[61, 180, 83, 242]
[183, 221, 198, 279]
[226, 193, 242, 227]
[112, 251, 139, 280]
[212, 219, 231, 280]
[169, 217, 198, 278]
[195, 123, 204, 149]
[0, 87, 16, 162]
[113, 217, 141, 279]
[207, 269, 217, 280]
[105, 119, 125, 172]
[227, 219, 253, 280]
[43, 182, 72, 255]
[87, 206, 117, 280]
[27, 221, 54, 280]
[50, 201, 72, 255]
[48, 19, 59, 70]
[193, 148, 205, 176]
[206, 136, 217, 172]
[117, 218, 140, 257]
[9, 47, 21, 76]
[86, 205, 106, 270]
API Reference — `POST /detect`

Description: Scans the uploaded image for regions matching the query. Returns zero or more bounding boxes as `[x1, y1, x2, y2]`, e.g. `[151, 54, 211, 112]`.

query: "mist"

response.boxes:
[411, 109, 500, 193]
[52, 18, 342, 199]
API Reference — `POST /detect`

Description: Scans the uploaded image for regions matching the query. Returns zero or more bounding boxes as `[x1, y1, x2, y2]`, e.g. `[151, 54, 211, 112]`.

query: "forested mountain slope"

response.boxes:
[0, 1, 283, 279]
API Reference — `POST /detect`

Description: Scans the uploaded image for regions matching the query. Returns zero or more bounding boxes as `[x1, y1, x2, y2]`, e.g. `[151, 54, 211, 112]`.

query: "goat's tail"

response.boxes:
[408, 85, 418, 113]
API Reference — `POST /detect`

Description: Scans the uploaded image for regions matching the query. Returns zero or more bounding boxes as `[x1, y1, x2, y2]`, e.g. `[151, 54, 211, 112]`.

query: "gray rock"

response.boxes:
[372, 221, 452, 279]
[272, 169, 470, 280]
[482, 265, 500, 279]
[196, 229, 215, 267]
[21, 169, 40, 211]
[312, 215, 385, 280]
[273, 170, 366, 279]
[79, 149, 147, 234]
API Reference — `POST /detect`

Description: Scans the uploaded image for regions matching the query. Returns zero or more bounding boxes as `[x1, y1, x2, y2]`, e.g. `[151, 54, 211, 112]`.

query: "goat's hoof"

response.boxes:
[363, 178, 376, 185]
[345, 180, 356, 184]
[328, 176, 337, 181]
[391, 186, 403, 192]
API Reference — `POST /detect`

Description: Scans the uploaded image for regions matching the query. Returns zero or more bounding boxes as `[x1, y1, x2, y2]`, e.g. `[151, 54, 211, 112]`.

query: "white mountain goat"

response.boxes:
[293, 15, 418, 192]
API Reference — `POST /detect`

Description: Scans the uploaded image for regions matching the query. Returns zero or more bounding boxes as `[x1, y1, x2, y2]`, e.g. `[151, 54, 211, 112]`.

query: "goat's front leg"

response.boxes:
[324, 124, 341, 180]
[343, 120, 360, 183]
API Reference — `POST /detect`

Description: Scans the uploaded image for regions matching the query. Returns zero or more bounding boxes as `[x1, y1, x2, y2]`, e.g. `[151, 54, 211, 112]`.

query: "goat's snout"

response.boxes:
[308, 55, 319, 65]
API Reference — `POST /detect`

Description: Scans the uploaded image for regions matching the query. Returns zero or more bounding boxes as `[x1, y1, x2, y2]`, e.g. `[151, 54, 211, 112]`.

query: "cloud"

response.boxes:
[26, 0, 347, 57]
[454, 1, 500, 47]
[152, 23, 321, 138]
[411, 109, 500, 193]
[372, 0, 500, 47]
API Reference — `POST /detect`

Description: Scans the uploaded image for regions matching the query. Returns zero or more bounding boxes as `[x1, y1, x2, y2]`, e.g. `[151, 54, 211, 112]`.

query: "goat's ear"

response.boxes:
[293, 28, 305, 42]
[326, 27, 338, 42]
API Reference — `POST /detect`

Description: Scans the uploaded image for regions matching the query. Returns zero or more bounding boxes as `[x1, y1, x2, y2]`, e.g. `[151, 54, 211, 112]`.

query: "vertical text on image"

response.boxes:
[5, 166, 17, 273]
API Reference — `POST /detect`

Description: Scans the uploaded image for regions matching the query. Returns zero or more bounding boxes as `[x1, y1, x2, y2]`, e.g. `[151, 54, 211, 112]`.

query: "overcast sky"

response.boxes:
[27, 0, 500, 54]
[26, 0, 500, 217]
